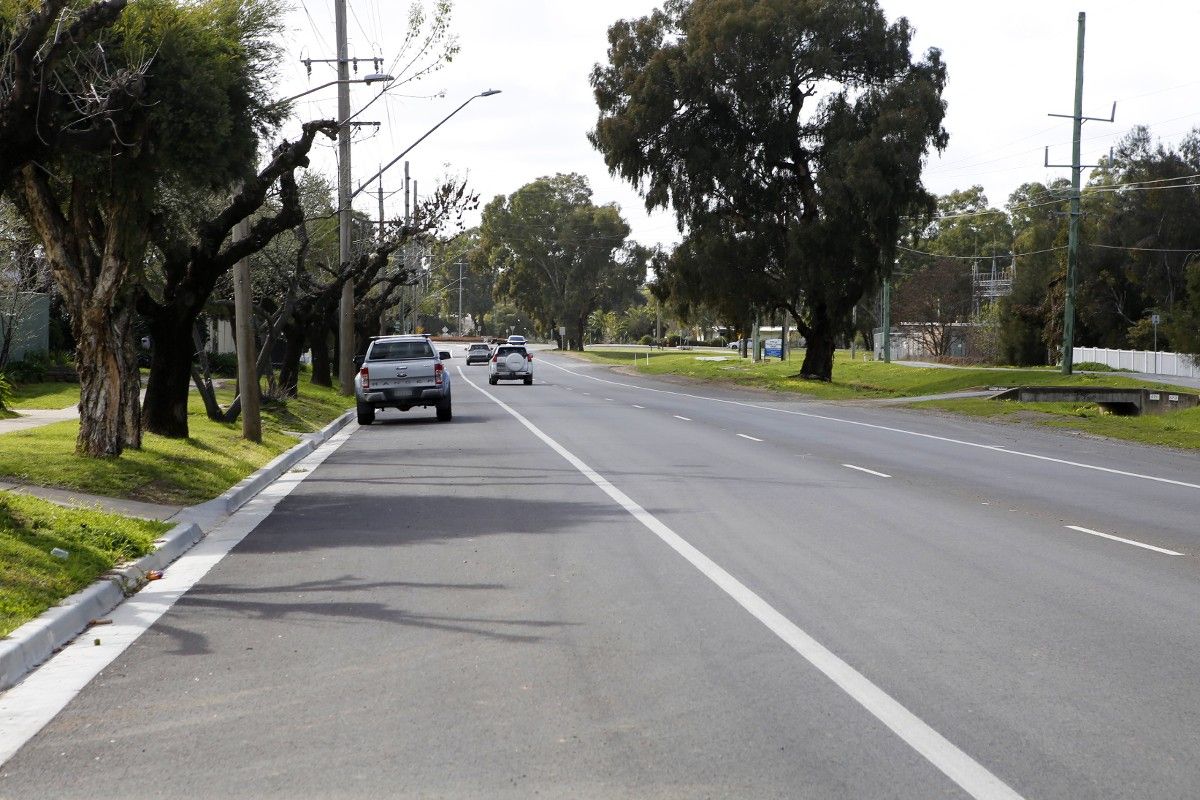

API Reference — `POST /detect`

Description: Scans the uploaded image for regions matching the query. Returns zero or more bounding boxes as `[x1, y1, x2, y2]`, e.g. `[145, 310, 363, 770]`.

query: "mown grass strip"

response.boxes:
[570, 348, 1200, 450]
[6, 382, 81, 410]
[0, 493, 170, 637]
[0, 381, 351, 506]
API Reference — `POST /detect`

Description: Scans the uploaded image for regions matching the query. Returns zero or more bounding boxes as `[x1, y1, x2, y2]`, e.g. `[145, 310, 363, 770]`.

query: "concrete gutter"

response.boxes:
[0, 409, 354, 692]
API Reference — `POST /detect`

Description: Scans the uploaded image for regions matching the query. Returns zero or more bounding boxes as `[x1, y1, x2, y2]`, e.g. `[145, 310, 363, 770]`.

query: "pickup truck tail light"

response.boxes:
[491, 353, 498, 362]
[359, 367, 369, 390]
[434, 362, 444, 385]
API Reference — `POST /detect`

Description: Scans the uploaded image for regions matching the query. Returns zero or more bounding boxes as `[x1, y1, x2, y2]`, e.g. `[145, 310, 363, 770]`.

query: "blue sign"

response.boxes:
[764, 338, 783, 358]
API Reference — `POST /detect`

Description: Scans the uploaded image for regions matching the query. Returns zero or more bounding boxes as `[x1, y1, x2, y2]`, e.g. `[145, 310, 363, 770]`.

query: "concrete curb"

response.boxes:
[0, 409, 354, 692]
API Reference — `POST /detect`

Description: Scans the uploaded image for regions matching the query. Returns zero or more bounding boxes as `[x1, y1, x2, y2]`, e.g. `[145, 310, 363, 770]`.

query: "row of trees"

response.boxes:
[892, 126, 1200, 365]
[0, 0, 468, 454]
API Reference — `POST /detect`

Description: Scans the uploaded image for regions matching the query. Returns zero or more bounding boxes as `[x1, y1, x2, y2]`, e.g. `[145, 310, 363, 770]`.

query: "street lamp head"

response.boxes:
[480, 89, 501, 97]
[364, 73, 394, 85]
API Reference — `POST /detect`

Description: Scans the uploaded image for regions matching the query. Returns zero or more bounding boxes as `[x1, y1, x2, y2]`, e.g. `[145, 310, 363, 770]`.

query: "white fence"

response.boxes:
[1073, 347, 1199, 378]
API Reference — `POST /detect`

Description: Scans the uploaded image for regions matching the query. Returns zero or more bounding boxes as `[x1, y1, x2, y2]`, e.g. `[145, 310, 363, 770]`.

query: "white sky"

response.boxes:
[276, 1, 1200, 253]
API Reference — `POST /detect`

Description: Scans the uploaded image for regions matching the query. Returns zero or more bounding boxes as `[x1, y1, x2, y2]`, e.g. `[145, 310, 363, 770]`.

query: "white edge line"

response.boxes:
[633, 404, 646, 409]
[1064, 525, 1183, 556]
[737, 433, 763, 442]
[0, 426, 357, 767]
[843, 464, 892, 478]
[673, 415, 691, 421]
[457, 366, 1025, 800]
[536, 356, 1199, 492]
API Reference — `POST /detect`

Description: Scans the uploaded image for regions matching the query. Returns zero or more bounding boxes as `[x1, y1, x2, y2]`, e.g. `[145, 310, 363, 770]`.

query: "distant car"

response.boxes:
[489, 344, 533, 385]
[729, 339, 750, 349]
[465, 342, 492, 365]
[506, 335, 527, 346]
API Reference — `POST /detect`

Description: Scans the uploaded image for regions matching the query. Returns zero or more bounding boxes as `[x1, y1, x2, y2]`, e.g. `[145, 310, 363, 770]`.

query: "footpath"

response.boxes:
[0, 403, 354, 692]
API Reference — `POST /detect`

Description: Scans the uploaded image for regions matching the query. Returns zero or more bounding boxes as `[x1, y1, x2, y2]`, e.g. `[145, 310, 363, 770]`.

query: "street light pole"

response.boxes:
[334, 0, 356, 395]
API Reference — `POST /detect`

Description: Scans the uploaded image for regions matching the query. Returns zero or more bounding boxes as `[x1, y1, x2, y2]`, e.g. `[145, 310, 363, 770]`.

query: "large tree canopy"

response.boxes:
[590, 0, 948, 379]
[481, 173, 642, 350]
[2, 0, 297, 455]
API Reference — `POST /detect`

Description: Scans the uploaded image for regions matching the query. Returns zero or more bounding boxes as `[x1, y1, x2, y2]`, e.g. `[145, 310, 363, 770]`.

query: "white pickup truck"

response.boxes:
[353, 335, 452, 425]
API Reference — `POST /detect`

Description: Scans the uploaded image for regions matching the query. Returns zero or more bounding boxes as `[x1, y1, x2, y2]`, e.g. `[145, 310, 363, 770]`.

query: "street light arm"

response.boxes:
[352, 90, 500, 199]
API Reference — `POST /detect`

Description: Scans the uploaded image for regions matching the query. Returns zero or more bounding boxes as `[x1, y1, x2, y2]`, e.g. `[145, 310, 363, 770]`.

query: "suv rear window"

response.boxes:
[494, 346, 527, 357]
[368, 340, 435, 361]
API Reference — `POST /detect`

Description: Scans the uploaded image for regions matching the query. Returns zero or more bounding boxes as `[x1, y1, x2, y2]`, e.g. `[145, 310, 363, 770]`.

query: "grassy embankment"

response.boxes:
[0, 494, 170, 637]
[0, 377, 351, 637]
[571, 347, 1200, 449]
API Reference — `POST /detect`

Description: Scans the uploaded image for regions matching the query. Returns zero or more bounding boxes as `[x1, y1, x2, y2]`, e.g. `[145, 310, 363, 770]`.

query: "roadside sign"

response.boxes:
[559, 326, 566, 336]
[1151, 314, 1161, 325]
[764, 338, 783, 358]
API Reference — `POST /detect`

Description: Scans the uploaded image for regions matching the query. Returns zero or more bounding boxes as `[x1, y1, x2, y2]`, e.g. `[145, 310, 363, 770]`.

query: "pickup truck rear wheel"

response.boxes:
[436, 393, 452, 421]
[488, 375, 498, 385]
[523, 376, 533, 385]
[356, 401, 375, 425]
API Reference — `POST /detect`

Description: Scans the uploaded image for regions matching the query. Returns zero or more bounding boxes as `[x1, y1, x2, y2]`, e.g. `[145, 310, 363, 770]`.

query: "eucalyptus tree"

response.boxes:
[482, 173, 642, 349]
[590, 0, 949, 379]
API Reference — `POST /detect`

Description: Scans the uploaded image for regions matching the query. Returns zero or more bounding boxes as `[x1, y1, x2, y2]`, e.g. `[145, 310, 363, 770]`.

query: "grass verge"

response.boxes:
[6, 382, 81, 410]
[0, 381, 351, 506]
[0, 493, 170, 637]
[571, 348, 1194, 401]
[570, 347, 1200, 450]
[913, 397, 1200, 450]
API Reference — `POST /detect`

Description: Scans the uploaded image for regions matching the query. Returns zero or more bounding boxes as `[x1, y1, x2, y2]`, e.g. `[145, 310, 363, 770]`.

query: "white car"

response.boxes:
[489, 344, 533, 385]
[506, 335, 527, 346]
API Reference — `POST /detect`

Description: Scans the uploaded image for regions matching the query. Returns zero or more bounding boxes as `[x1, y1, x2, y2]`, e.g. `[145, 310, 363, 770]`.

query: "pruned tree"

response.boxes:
[590, 0, 949, 379]
[137, 120, 337, 438]
[0, 0, 133, 183]
[2, 0, 291, 455]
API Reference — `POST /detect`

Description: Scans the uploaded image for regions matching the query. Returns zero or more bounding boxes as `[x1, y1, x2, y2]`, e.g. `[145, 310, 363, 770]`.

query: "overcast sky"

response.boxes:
[277, 1, 1200, 255]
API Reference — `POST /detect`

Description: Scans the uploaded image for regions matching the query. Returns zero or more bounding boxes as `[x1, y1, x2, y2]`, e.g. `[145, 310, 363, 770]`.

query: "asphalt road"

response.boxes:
[2, 349, 1199, 799]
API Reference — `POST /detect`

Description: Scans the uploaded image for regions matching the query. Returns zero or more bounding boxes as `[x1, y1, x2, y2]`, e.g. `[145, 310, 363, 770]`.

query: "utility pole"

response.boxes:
[457, 260, 465, 335]
[335, 0, 354, 394]
[1046, 11, 1114, 374]
[232, 216, 261, 442]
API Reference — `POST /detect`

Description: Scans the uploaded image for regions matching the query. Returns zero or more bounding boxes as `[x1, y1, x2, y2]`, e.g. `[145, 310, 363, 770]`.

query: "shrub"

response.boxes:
[639, 335, 654, 346]
[204, 352, 239, 377]
[0, 372, 12, 410]
[5, 351, 48, 383]
[666, 334, 683, 347]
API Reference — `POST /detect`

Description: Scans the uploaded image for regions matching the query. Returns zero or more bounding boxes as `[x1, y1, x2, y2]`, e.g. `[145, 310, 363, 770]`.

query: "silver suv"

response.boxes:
[354, 335, 452, 424]
[488, 344, 533, 385]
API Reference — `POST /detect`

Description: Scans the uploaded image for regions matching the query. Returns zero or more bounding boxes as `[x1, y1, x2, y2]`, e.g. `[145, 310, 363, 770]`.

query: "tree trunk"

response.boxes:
[278, 324, 305, 398]
[141, 311, 195, 438]
[75, 303, 141, 456]
[309, 324, 332, 386]
[572, 315, 587, 351]
[798, 311, 836, 381]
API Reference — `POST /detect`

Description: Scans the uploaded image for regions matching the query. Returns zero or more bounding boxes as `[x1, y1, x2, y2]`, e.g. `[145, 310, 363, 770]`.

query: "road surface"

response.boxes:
[2, 349, 1198, 799]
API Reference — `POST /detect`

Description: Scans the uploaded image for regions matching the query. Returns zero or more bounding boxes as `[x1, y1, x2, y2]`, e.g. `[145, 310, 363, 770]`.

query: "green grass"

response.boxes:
[0, 493, 170, 637]
[571, 348, 1195, 401]
[6, 382, 81, 410]
[0, 381, 352, 506]
[913, 397, 1200, 450]
[570, 347, 1200, 450]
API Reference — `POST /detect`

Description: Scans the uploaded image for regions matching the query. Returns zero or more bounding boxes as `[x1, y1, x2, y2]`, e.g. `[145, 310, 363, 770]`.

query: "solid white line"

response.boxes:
[604, 398, 614, 401]
[737, 433, 763, 442]
[674, 415, 691, 421]
[537, 357, 1199, 491]
[456, 367, 1025, 800]
[1064, 525, 1183, 556]
[843, 464, 892, 478]
[633, 404, 646, 409]
[0, 425, 357, 768]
